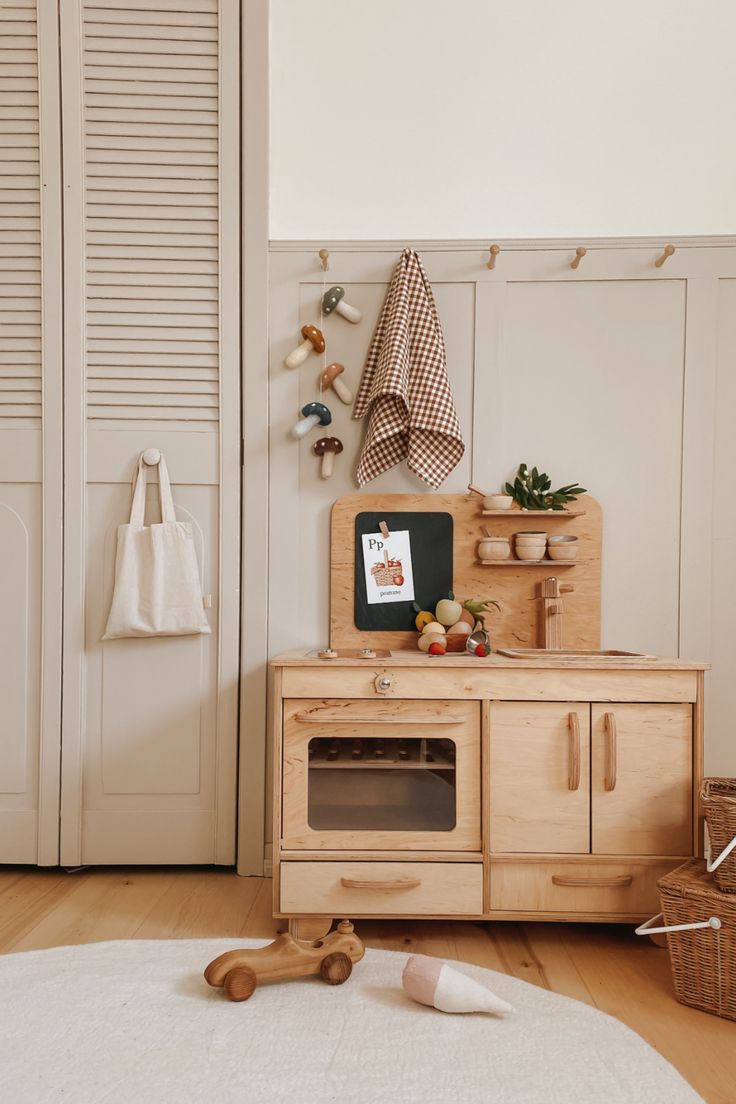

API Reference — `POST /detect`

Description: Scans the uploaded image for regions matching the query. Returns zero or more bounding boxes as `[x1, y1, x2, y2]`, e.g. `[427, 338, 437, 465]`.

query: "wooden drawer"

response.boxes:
[280, 861, 483, 917]
[489, 858, 683, 917]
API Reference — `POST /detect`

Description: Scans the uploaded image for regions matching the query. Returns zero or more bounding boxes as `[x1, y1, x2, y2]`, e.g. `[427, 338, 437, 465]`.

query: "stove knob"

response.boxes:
[374, 675, 392, 694]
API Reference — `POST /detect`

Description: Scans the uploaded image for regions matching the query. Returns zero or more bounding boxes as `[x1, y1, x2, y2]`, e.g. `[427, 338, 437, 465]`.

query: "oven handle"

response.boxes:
[294, 712, 465, 725]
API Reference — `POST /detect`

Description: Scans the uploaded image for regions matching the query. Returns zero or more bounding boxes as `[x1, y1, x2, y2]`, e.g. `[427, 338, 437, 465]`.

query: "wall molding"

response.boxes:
[270, 236, 736, 253]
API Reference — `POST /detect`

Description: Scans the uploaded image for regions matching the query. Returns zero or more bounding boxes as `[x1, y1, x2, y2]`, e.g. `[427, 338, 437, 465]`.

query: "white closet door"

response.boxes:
[0, 1, 63, 864]
[59, 0, 240, 865]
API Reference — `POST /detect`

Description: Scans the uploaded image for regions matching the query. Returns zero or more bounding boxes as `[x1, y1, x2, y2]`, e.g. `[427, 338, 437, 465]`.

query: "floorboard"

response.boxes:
[1, 867, 733, 1103]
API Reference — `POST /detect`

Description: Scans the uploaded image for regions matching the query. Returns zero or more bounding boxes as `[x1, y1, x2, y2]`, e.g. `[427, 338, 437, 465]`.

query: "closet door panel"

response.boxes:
[60, 0, 239, 865]
[0, 1, 62, 864]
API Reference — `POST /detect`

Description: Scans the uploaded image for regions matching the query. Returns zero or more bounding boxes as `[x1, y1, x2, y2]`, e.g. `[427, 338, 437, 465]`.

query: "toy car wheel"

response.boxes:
[223, 965, 258, 1002]
[320, 952, 352, 985]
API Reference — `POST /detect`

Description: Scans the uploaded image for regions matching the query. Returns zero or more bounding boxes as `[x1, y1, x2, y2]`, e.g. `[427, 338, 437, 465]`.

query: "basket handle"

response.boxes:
[635, 912, 722, 936]
[706, 832, 736, 873]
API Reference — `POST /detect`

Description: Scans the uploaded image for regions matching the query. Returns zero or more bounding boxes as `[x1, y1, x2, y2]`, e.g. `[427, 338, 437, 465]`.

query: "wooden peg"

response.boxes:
[486, 244, 500, 270]
[318, 249, 330, 272]
[655, 244, 675, 268]
[570, 247, 587, 270]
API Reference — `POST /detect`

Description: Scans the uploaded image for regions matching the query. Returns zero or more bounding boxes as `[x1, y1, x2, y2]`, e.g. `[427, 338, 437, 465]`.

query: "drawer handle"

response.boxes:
[567, 711, 581, 791]
[551, 874, 632, 889]
[604, 711, 617, 791]
[294, 712, 465, 726]
[340, 876, 421, 891]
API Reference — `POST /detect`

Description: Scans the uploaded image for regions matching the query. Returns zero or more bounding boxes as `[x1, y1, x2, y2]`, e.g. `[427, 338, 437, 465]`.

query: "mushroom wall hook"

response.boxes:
[318, 249, 330, 271]
[486, 244, 500, 270]
[655, 244, 675, 268]
[570, 246, 587, 270]
[284, 324, 325, 369]
[313, 436, 343, 478]
[322, 285, 362, 324]
[321, 362, 353, 405]
[291, 401, 332, 439]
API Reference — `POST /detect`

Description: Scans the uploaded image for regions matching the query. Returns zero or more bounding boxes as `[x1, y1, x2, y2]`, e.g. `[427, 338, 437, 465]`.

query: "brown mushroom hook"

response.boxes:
[313, 436, 343, 479]
[284, 324, 325, 369]
[321, 362, 353, 405]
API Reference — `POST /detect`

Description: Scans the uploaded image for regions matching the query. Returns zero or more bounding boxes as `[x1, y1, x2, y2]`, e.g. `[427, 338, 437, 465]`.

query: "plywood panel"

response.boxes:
[330, 492, 601, 653]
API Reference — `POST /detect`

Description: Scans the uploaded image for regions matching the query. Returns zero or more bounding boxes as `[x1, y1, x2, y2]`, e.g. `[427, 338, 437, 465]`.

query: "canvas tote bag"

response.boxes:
[103, 452, 211, 639]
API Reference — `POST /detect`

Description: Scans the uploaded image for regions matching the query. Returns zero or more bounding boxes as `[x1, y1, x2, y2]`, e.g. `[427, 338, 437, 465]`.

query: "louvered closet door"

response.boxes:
[59, 0, 240, 864]
[0, 1, 63, 863]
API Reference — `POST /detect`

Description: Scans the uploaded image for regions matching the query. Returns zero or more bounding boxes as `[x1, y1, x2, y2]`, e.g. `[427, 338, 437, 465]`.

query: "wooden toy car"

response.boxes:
[203, 920, 365, 1002]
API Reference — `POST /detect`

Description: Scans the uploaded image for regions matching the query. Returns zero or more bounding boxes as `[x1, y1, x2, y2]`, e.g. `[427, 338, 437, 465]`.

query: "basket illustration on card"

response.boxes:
[371, 551, 404, 588]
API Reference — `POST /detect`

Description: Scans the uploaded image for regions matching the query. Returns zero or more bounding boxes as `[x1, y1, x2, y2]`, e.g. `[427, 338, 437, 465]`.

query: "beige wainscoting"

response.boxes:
[242, 238, 736, 872]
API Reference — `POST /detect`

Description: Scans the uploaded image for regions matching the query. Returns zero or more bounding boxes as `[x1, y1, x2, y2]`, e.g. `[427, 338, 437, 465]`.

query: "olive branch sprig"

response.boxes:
[505, 463, 586, 511]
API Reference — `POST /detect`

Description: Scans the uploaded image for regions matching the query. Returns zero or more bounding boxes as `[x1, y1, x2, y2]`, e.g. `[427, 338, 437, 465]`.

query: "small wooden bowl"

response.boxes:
[444, 634, 469, 652]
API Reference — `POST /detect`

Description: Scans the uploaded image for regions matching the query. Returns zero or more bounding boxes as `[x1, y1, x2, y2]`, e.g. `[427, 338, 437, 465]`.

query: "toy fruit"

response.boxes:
[414, 608, 434, 631]
[447, 621, 472, 636]
[435, 595, 462, 626]
[428, 642, 446, 656]
[458, 608, 476, 628]
[463, 598, 501, 625]
[474, 643, 491, 657]
[421, 621, 446, 636]
[417, 632, 446, 653]
[204, 922, 365, 1002]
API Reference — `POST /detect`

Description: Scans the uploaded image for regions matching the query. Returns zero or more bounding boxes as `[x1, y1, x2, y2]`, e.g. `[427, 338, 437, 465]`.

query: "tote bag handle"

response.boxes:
[129, 452, 176, 526]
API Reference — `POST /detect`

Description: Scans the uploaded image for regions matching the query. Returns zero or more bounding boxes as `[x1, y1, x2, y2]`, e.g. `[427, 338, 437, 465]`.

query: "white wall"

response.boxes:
[270, 0, 736, 240]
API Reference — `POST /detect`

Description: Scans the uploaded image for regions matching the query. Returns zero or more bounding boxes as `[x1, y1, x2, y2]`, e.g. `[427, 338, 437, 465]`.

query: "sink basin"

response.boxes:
[495, 648, 656, 660]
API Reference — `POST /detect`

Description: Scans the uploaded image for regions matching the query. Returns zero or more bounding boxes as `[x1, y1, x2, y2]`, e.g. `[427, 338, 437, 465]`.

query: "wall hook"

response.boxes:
[318, 249, 330, 272]
[655, 244, 675, 268]
[486, 244, 500, 270]
[570, 246, 587, 270]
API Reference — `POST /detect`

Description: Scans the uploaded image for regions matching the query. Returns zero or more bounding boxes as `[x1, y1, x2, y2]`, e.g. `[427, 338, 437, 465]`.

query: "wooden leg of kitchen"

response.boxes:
[288, 917, 334, 940]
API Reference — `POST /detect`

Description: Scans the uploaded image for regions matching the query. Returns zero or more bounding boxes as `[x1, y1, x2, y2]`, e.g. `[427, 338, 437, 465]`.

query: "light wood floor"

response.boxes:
[1, 867, 734, 1103]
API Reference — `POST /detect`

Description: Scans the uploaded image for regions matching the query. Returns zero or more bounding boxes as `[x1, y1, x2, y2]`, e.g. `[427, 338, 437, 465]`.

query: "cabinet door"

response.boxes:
[58, 0, 240, 864]
[0, 3, 63, 864]
[489, 702, 590, 854]
[591, 704, 692, 856]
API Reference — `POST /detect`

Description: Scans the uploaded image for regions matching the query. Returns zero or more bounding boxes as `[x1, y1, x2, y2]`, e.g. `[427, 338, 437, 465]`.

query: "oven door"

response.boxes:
[281, 699, 481, 851]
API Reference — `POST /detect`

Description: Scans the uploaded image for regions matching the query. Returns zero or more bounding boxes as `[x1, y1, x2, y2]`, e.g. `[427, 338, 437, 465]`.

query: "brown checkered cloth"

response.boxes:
[353, 249, 464, 488]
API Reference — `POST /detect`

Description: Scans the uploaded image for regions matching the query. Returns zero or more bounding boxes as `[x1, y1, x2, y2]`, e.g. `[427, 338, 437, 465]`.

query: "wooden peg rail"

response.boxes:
[570, 246, 587, 270]
[487, 244, 500, 270]
[655, 244, 675, 268]
[318, 248, 330, 272]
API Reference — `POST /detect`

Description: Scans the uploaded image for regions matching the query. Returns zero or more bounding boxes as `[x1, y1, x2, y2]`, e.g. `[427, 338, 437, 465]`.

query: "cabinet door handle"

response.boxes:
[552, 874, 632, 888]
[340, 876, 421, 891]
[567, 711, 581, 791]
[604, 711, 617, 791]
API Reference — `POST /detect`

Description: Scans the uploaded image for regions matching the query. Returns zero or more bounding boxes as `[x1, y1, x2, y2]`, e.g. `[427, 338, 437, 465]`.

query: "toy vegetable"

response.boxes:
[402, 954, 513, 1015]
[321, 285, 362, 324]
[284, 324, 325, 369]
[313, 436, 343, 478]
[321, 362, 353, 404]
[291, 401, 332, 439]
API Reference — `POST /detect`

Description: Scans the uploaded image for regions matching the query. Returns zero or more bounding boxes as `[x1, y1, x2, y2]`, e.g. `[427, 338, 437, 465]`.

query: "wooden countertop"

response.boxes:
[270, 649, 709, 671]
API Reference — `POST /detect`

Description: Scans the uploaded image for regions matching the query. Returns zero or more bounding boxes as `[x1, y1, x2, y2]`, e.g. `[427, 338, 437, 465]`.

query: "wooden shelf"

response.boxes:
[476, 559, 578, 568]
[481, 508, 586, 517]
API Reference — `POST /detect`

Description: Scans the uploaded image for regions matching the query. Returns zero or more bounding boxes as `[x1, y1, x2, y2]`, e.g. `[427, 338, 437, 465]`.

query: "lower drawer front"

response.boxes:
[280, 861, 483, 916]
[490, 859, 682, 916]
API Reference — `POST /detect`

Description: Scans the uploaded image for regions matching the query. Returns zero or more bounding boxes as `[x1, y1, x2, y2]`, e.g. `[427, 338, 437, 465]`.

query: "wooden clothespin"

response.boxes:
[379, 520, 390, 539]
[486, 244, 500, 270]
[318, 249, 330, 272]
[655, 244, 675, 268]
[570, 247, 587, 270]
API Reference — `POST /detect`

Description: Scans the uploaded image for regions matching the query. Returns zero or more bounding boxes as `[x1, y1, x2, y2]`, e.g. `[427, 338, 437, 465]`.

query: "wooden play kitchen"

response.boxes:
[271, 493, 707, 933]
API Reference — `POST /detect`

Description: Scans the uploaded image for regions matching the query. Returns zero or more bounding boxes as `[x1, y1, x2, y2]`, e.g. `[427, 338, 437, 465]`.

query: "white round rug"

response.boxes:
[0, 939, 702, 1104]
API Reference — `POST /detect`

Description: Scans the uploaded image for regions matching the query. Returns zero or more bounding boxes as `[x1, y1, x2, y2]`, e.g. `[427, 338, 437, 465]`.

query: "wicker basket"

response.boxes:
[640, 860, 736, 1021]
[701, 778, 736, 892]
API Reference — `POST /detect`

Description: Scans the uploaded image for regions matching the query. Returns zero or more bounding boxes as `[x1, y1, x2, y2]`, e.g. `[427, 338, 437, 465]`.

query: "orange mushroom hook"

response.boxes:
[321, 362, 353, 405]
[284, 324, 325, 369]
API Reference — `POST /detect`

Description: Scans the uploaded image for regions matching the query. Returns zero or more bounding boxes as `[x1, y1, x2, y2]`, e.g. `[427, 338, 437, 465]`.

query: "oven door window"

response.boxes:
[307, 736, 457, 832]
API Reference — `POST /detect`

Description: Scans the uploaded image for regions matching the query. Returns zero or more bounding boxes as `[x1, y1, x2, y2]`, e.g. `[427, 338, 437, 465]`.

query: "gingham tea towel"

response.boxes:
[353, 249, 464, 487]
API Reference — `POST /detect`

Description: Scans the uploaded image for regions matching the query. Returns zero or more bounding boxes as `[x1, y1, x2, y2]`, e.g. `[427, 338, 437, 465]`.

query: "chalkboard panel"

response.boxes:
[354, 511, 453, 631]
